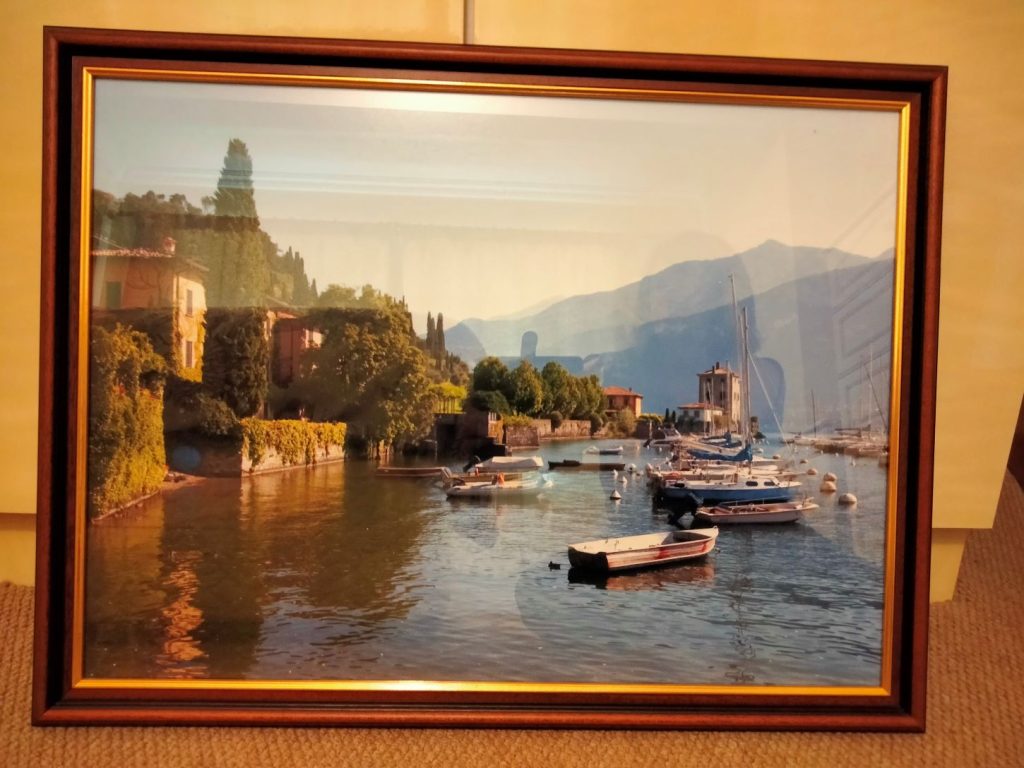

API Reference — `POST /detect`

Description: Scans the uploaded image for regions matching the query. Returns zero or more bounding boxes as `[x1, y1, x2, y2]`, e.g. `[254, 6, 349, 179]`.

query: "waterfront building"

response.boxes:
[677, 401, 723, 435]
[267, 311, 323, 387]
[91, 237, 207, 379]
[697, 362, 742, 432]
[603, 386, 643, 418]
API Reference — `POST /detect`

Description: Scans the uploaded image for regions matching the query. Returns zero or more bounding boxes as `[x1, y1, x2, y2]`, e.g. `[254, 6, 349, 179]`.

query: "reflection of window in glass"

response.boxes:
[185, 288, 194, 317]
[106, 281, 122, 309]
[185, 340, 194, 369]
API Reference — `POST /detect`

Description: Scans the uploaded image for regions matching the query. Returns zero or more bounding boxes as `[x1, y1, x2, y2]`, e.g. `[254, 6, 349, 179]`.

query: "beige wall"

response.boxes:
[2, 1, 1022, 603]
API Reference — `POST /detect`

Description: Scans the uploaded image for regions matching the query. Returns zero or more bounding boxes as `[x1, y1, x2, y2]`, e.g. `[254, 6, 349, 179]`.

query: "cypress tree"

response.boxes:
[212, 139, 259, 225]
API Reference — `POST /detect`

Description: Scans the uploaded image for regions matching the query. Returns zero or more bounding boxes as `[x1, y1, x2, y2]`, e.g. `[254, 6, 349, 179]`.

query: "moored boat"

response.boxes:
[658, 475, 801, 506]
[445, 473, 553, 499]
[585, 445, 624, 455]
[548, 459, 625, 471]
[470, 455, 545, 472]
[567, 527, 719, 572]
[375, 465, 447, 478]
[693, 499, 818, 525]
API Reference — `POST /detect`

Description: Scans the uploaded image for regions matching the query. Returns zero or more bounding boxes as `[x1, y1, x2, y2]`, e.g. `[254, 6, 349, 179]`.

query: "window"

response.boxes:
[185, 340, 194, 369]
[105, 281, 122, 309]
[185, 288, 194, 317]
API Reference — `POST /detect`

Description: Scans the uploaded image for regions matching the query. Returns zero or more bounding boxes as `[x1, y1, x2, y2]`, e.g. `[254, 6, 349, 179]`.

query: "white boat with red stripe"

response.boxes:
[567, 527, 719, 573]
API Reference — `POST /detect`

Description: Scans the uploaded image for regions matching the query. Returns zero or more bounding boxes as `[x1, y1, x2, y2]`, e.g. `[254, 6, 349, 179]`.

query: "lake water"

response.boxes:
[84, 439, 887, 686]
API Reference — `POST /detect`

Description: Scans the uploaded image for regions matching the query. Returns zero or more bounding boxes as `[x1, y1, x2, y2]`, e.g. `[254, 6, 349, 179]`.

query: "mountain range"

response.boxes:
[446, 240, 895, 429]
[446, 240, 882, 363]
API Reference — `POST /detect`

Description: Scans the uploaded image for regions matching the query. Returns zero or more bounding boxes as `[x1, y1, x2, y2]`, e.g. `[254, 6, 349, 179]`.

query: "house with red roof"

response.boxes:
[603, 386, 643, 418]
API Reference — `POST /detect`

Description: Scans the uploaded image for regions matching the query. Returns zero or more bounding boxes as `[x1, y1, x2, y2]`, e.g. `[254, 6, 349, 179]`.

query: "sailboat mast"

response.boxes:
[729, 273, 742, 434]
[741, 306, 751, 442]
[866, 363, 889, 433]
[811, 390, 818, 438]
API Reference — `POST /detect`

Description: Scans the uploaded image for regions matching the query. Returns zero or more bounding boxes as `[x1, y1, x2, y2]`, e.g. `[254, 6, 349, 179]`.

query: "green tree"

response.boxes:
[295, 303, 433, 453]
[573, 375, 605, 420]
[610, 408, 637, 438]
[435, 312, 446, 360]
[212, 138, 259, 223]
[509, 360, 544, 416]
[468, 389, 512, 415]
[472, 357, 513, 401]
[425, 312, 436, 351]
[541, 361, 577, 416]
[203, 308, 270, 417]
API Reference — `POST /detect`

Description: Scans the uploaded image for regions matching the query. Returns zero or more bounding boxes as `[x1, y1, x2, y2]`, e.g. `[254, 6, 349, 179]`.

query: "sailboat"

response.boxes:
[662, 303, 800, 507]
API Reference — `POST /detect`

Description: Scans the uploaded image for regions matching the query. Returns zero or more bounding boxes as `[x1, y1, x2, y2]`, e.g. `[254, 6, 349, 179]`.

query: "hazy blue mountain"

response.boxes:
[446, 240, 877, 364]
[585, 257, 895, 430]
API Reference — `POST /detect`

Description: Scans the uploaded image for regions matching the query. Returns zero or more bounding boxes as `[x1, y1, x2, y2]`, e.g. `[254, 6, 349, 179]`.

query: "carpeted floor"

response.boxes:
[2, 473, 1021, 767]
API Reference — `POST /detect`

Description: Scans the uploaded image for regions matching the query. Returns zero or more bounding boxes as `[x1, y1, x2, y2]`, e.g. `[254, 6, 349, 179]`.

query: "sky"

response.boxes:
[93, 78, 900, 329]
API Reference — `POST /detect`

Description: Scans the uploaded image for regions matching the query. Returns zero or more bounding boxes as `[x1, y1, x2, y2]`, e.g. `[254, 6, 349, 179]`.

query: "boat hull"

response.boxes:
[549, 460, 625, 471]
[445, 476, 552, 499]
[693, 500, 818, 525]
[659, 481, 799, 505]
[375, 466, 446, 478]
[568, 528, 718, 572]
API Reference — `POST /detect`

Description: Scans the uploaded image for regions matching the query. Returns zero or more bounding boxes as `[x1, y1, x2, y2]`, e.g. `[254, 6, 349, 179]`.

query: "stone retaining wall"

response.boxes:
[166, 434, 345, 477]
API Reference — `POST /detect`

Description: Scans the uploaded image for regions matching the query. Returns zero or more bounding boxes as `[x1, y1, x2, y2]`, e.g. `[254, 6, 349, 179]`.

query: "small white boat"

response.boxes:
[585, 445, 624, 456]
[693, 499, 818, 525]
[445, 474, 552, 499]
[567, 527, 719, 572]
[471, 455, 544, 472]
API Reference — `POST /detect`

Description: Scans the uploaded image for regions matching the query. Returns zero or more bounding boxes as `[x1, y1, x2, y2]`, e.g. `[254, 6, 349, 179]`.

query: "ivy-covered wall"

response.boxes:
[87, 325, 167, 518]
[241, 419, 347, 471]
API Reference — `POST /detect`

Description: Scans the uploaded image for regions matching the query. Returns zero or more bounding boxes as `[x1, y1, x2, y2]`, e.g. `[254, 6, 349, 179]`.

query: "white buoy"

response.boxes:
[610, 490, 622, 501]
[799, 458, 809, 465]
[839, 492, 858, 505]
[807, 467, 818, 476]
[820, 480, 837, 493]
[618, 475, 628, 485]
[823, 471, 837, 482]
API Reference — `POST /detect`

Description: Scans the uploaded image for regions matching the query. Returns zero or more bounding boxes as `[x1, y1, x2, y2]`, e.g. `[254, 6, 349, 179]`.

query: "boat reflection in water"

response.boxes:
[568, 561, 716, 591]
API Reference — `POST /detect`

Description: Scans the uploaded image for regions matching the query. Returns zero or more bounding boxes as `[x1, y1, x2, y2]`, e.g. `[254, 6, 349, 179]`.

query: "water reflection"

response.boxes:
[567, 562, 715, 591]
[85, 439, 887, 685]
[155, 550, 208, 678]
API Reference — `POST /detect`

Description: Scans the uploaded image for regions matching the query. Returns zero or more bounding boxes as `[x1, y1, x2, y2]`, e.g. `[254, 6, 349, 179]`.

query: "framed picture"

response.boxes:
[34, 26, 945, 730]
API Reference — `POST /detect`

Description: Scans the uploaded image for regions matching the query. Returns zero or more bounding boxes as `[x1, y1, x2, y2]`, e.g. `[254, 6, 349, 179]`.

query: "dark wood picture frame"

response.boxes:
[34, 26, 945, 730]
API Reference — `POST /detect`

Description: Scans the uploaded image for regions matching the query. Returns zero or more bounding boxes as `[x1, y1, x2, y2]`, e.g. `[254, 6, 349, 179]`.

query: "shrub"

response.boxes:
[609, 408, 637, 438]
[503, 413, 534, 428]
[588, 413, 605, 434]
[547, 410, 564, 429]
[164, 376, 241, 439]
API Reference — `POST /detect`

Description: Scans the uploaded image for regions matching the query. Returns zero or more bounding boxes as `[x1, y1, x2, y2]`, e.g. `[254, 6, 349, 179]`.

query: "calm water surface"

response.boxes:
[85, 439, 887, 686]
